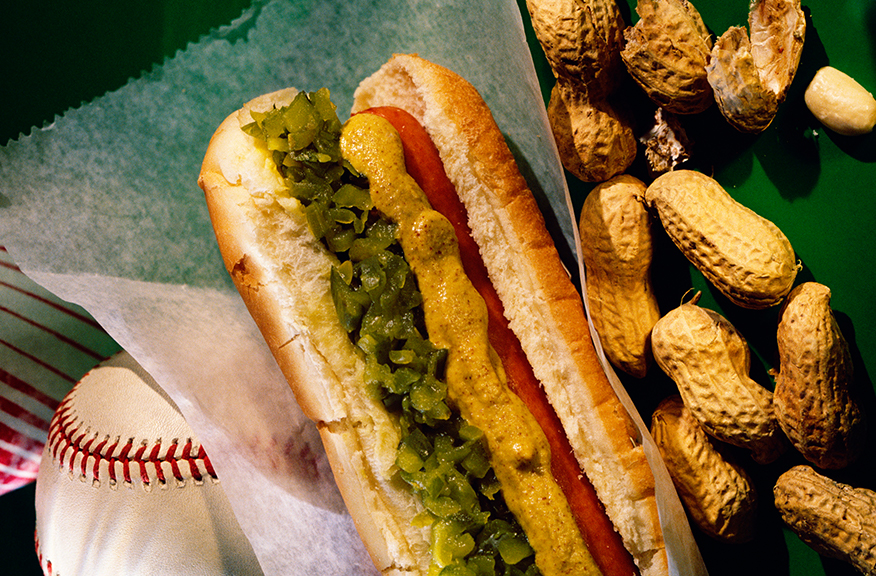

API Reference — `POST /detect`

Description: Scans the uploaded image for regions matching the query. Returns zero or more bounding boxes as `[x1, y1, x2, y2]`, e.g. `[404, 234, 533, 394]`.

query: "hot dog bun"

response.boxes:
[198, 54, 666, 576]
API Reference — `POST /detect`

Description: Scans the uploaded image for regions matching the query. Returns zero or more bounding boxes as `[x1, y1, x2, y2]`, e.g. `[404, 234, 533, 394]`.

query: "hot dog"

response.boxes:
[198, 54, 666, 576]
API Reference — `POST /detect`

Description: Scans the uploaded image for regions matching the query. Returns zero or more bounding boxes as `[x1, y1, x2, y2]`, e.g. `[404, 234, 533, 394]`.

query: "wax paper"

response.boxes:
[0, 0, 706, 573]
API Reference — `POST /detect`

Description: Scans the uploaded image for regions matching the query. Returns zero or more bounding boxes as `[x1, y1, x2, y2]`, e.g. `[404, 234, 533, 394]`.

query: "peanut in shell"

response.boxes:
[527, 0, 636, 183]
[644, 170, 798, 309]
[526, 0, 626, 95]
[774, 465, 876, 575]
[579, 175, 660, 378]
[651, 395, 758, 543]
[650, 293, 788, 463]
[773, 282, 865, 470]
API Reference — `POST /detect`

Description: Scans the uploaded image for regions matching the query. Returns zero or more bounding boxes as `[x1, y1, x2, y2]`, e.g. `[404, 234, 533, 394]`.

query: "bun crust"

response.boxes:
[199, 54, 666, 576]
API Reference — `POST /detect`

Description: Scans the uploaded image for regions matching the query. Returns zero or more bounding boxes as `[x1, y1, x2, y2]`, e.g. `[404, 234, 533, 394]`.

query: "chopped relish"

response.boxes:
[245, 90, 539, 576]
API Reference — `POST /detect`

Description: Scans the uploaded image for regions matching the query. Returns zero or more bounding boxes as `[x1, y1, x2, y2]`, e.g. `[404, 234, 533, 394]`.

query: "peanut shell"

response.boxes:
[748, 0, 806, 101]
[644, 170, 798, 309]
[579, 175, 660, 378]
[774, 465, 876, 575]
[652, 395, 758, 543]
[548, 78, 637, 182]
[706, 26, 779, 133]
[707, 0, 805, 133]
[621, 0, 714, 114]
[774, 282, 865, 469]
[650, 293, 788, 463]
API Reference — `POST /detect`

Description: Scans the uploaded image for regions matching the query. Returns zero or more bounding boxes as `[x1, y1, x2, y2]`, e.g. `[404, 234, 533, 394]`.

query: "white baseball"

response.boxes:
[35, 351, 263, 575]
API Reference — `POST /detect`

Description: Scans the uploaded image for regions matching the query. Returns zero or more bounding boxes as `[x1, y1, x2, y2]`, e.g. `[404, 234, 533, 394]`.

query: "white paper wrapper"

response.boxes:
[0, 0, 707, 574]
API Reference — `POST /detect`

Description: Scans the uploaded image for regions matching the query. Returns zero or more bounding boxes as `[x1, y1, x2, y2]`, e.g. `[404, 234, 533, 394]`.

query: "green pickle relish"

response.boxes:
[243, 90, 540, 576]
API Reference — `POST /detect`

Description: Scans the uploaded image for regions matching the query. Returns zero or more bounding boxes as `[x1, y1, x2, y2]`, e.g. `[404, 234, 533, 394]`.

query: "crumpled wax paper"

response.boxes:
[0, 0, 706, 574]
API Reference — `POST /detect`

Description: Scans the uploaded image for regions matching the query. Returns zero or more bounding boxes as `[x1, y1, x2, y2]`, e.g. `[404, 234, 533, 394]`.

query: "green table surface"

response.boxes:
[1, 1, 873, 575]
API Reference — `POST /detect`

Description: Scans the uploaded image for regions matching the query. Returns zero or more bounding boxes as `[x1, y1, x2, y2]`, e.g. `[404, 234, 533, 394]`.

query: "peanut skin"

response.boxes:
[773, 282, 866, 469]
[579, 175, 660, 378]
[774, 465, 876, 575]
[652, 395, 758, 543]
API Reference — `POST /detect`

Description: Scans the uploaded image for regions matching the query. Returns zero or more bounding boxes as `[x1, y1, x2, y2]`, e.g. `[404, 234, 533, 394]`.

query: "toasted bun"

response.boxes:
[199, 54, 666, 576]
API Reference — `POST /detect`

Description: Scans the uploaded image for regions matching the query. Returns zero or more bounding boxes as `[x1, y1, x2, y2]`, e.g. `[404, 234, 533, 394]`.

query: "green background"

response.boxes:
[1, 1, 873, 575]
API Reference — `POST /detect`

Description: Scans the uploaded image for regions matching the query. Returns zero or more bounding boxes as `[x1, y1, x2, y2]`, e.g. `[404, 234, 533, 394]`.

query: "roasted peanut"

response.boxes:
[548, 77, 637, 182]
[774, 465, 876, 575]
[773, 282, 865, 469]
[651, 293, 788, 463]
[579, 175, 660, 378]
[644, 170, 798, 309]
[652, 395, 758, 543]
[621, 0, 714, 114]
[706, 0, 805, 133]
[805, 66, 876, 136]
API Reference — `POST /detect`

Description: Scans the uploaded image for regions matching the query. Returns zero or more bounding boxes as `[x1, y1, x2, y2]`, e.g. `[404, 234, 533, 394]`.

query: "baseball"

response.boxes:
[34, 351, 263, 575]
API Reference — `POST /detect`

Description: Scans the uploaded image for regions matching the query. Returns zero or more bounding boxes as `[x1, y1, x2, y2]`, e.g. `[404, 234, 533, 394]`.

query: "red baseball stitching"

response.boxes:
[45, 383, 218, 490]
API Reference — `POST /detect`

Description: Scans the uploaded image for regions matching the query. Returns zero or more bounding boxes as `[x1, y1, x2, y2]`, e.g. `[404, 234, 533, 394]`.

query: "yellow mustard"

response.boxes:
[339, 113, 601, 576]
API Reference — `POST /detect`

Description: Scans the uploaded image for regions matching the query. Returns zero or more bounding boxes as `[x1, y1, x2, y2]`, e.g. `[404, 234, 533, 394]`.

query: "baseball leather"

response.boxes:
[34, 351, 263, 575]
